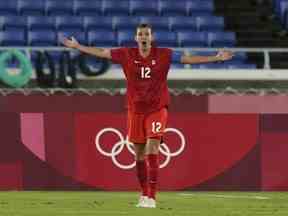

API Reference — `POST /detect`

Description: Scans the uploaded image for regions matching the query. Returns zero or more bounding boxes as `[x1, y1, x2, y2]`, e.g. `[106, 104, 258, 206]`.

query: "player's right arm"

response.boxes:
[62, 37, 112, 59]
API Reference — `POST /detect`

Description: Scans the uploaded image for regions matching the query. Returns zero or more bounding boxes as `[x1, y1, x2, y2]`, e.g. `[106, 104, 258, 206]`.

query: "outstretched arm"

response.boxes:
[62, 37, 112, 59]
[180, 50, 234, 64]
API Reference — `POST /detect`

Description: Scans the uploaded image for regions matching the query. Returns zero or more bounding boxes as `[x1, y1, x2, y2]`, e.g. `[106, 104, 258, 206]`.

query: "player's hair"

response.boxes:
[135, 23, 153, 34]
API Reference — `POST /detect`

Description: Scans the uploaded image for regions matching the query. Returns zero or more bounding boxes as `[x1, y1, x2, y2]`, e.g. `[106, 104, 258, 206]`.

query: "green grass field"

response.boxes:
[0, 191, 287, 215]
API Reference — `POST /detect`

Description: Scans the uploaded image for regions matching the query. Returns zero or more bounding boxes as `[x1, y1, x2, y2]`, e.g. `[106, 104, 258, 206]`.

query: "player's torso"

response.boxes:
[122, 48, 171, 92]
[121, 47, 172, 113]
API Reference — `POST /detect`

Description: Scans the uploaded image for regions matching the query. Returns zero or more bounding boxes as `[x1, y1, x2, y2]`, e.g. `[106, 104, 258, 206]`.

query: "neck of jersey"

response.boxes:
[139, 45, 152, 59]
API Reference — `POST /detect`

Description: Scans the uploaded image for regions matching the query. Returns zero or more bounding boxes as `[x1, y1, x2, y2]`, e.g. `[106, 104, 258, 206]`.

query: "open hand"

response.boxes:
[62, 37, 80, 49]
[216, 50, 234, 61]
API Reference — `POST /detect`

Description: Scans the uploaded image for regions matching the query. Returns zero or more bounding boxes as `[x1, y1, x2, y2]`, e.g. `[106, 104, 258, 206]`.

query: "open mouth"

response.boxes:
[142, 41, 147, 46]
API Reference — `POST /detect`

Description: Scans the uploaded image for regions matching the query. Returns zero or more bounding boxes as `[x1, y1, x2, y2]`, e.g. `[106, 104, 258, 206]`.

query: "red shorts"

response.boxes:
[127, 107, 168, 144]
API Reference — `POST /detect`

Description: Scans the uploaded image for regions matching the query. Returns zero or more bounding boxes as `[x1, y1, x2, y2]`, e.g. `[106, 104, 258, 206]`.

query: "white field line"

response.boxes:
[83, 212, 128, 214]
[58, 211, 129, 214]
[178, 193, 270, 200]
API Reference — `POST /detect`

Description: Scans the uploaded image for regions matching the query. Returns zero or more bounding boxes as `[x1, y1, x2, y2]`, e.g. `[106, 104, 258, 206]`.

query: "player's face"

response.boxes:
[135, 27, 154, 48]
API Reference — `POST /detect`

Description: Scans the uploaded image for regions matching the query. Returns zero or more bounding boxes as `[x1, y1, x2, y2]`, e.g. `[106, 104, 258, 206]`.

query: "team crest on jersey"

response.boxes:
[152, 60, 156, 65]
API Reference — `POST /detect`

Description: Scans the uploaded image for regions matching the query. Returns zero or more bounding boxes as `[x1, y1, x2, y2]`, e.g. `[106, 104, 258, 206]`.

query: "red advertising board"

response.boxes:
[0, 95, 287, 191]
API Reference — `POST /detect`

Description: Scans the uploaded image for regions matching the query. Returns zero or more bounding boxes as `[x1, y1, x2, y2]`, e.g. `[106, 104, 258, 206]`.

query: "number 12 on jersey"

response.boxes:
[141, 67, 151, 79]
[152, 121, 162, 133]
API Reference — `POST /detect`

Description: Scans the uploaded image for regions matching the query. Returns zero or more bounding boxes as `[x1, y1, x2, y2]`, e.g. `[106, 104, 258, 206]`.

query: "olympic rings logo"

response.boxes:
[95, 127, 186, 170]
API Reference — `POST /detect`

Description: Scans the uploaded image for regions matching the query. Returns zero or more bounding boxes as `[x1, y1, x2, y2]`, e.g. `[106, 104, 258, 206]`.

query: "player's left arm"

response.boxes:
[172, 50, 234, 64]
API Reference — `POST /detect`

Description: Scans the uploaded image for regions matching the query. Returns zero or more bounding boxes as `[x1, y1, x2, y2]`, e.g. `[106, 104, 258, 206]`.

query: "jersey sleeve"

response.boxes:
[110, 48, 127, 64]
[171, 50, 183, 64]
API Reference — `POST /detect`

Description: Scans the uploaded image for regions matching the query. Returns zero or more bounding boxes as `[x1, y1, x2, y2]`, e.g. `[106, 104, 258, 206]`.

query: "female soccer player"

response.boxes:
[63, 23, 233, 208]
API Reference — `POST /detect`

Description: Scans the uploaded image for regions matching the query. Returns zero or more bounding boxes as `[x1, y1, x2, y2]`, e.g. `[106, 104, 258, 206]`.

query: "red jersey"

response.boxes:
[111, 47, 172, 114]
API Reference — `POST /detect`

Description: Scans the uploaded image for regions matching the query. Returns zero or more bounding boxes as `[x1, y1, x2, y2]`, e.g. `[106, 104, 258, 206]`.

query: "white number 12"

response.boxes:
[152, 121, 162, 133]
[141, 67, 151, 79]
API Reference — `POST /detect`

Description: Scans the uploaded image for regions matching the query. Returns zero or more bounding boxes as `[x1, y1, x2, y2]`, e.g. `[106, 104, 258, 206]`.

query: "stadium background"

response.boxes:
[0, 0, 288, 192]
